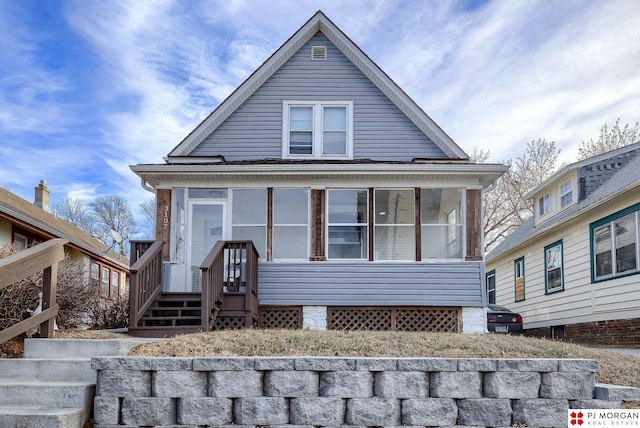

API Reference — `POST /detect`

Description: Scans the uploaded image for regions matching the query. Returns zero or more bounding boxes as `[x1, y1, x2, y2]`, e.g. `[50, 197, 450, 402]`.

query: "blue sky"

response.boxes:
[1, 0, 639, 235]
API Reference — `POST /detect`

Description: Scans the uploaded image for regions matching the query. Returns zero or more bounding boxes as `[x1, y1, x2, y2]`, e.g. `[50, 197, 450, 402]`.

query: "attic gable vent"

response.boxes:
[311, 45, 327, 60]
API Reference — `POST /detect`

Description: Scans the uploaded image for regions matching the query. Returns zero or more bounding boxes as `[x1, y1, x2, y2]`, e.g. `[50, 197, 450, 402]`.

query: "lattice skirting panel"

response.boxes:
[328, 307, 461, 332]
[213, 316, 250, 330]
[259, 306, 303, 329]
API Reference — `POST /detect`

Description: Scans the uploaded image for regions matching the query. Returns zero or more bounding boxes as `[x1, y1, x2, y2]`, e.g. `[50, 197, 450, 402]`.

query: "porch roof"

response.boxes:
[131, 160, 509, 189]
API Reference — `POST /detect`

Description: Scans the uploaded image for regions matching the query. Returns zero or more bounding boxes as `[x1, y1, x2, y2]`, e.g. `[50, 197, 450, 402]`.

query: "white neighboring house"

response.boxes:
[485, 142, 640, 344]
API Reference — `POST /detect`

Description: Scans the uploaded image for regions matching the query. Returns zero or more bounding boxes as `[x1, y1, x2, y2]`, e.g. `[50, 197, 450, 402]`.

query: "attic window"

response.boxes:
[311, 46, 327, 60]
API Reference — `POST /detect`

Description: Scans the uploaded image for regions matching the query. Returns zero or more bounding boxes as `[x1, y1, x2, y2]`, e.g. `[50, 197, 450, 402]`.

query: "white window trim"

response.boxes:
[559, 179, 574, 209]
[326, 188, 369, 260]
[282, 100, 353, 160]
[539, 192, 551, 217]
[272, 188, 310, 261]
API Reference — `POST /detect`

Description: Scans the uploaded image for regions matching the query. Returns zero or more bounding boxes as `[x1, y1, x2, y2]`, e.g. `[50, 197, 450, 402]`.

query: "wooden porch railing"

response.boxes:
[0, 239, 68, 344]
[200, 241, 259, 329]
[128, 240, 164, 330]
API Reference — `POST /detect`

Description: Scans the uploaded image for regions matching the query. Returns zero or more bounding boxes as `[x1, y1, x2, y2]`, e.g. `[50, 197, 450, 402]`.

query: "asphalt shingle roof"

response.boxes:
[0, 187, 128, 268]
[487, 148, 640, 260]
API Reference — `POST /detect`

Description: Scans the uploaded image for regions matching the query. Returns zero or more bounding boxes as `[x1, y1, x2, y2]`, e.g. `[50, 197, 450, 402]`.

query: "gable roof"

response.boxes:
[0, 187, 128, 269]
[525, 141, 640, 199]
[487, 145, 640, 260]
[168, 11, 468, 160]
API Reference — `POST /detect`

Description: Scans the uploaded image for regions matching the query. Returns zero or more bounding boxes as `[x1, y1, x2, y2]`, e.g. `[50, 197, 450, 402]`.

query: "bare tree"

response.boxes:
[89, 195, 138, 255]
[577, 118, 639, 160]
[470, 146, 491, 163]
[54, 195, 97, 236]
[477, 139, 560, 253]
[139, 198, 155, 239]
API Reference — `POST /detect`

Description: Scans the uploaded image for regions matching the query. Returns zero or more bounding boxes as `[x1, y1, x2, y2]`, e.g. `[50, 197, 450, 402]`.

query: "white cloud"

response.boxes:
[2, 0, 639, 222]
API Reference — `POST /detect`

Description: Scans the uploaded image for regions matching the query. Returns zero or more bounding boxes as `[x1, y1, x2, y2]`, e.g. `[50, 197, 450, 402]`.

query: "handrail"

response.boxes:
[200, 240, 259, 329]
[200, 241, 225, 329]
[128, 240, 164, 330]
[0, 238, 68, 344]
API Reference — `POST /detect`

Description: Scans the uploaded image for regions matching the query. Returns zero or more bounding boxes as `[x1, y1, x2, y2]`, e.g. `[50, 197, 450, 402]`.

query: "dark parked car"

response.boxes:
[487, 303, 523, 334]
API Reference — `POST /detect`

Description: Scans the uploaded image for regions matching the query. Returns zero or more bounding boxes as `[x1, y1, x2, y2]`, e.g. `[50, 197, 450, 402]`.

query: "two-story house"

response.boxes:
[486, 142, 640, 344]
[129, 11, 508, 337]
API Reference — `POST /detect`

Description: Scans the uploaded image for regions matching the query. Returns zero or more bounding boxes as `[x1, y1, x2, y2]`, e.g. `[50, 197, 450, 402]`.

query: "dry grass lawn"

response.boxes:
[128, 329, 640, 389]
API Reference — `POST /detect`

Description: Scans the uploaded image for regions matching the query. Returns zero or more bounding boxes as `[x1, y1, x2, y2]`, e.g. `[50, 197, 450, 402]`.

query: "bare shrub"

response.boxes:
[0, 243, 129, 332]
[0, 244, 41, 332]
[55, 256, 98, 329]
[90, 295, 129, 330]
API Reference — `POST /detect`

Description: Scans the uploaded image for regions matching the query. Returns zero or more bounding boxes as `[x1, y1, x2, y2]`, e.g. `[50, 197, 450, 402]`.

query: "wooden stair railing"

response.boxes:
[128, 240, 259, 336]
[0, 238, 68, 344]
[200, 240, 260, 329]
[128, 240, 164, 330]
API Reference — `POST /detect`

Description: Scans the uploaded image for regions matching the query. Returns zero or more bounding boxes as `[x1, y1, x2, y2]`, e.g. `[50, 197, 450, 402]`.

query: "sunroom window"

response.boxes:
[283, 101, 353, 159]
[273, 189, 309, 260]
[420, 188, 463, 259]
[327, 189, 368, 259]
[232, 189, 267, 260]
[374, 189, 415, 260]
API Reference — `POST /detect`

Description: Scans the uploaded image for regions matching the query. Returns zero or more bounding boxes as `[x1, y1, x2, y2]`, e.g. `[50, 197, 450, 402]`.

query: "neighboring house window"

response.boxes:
[283, 101, 353, 159]
[91, 261, 122, 300]
[374, 189, 415, 260]
[232, 189, 267, 260]
[544, 240, 564, 293]
[101, 267, 110, 297]
[327, 189, 368, 259]
[420, 188, 463, 259]
[111, 271, 120, 297]
[559, 180, 573, 209]
[13, 233, 28, 250]
[11, 227, 41, 250]
[486, 270, 496, 304]
[591, 205, 639, 281]
[273, 189, 309, 260]
[539, 193, 550, 217]
[514, 257, 525, 301]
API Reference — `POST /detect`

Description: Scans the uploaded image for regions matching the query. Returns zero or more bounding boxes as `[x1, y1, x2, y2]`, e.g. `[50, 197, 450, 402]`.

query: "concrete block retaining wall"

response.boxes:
[92, 356, 639, 427]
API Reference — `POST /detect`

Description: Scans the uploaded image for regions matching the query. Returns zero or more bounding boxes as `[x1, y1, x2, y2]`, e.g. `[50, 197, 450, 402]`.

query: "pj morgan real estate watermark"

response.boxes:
[569, 410, 640, 426]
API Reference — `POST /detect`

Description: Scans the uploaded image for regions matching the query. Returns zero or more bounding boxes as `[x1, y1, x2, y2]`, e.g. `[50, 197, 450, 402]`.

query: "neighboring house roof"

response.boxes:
[0, 187, 128, 269]
[167, 10, 468, 160]
[525, 141, 640, 199]
[487, 144, 640, 260]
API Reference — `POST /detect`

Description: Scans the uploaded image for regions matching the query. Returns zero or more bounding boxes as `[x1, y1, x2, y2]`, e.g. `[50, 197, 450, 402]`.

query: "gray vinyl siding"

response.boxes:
[191, 32, 447, 161]
[257, 262, 483, 307]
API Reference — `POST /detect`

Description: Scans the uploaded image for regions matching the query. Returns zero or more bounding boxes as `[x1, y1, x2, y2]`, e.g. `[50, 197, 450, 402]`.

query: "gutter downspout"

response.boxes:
[140, 179, 156, 194]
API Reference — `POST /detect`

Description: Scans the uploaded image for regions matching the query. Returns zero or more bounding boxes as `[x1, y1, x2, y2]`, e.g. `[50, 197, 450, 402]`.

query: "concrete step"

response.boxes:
[0, 358, 94, 382]
[0, 407, 83, 428]
[0, 381, 95, 410]
[24, 337, 154, 359]
[3, 337, 156, 427]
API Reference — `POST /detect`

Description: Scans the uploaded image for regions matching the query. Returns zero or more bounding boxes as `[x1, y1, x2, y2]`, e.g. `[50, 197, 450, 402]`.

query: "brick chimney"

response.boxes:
[34, 180, 50, 212]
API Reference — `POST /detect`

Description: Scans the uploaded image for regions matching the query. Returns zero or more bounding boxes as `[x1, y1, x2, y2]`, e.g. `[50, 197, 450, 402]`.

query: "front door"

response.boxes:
[186, 201, 226, 292]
